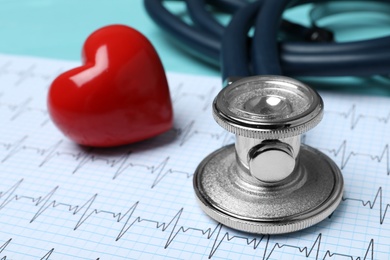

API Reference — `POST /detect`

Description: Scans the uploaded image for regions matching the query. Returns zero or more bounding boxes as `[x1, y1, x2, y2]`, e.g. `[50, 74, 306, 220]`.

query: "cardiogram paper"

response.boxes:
[0, 54, 388, 259]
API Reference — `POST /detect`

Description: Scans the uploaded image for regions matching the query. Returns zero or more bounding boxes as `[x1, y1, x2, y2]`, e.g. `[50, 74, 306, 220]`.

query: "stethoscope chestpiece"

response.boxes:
[193, 75, 344, 234]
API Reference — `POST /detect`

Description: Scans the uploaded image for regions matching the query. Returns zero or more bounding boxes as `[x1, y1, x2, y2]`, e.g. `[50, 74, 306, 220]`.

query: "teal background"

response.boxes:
[0, 0, 218, 76]
[0, 0, 389, 95]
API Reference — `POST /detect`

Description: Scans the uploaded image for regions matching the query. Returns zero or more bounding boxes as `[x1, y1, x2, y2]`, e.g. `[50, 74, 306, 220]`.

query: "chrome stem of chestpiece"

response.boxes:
[193, 76, 344, 234]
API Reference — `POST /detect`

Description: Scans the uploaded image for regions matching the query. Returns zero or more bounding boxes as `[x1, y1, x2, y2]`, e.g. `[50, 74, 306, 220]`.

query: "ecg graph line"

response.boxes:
[40, 248, 54, 260]
[0, 238, 54, 260]
[0, 179, 377, 260]
[14, 64, 36, 86]
[109, 155, 192, 188]
[319, 140, 390, 174]
[1, 62, 390, 133]
[0, 98, 49, 125]
[0, 57, 388, 259]
[343, 187, 389, 225]
[326, 104, 390, 130]
[0, 137, 191, 188]
[0, 239, 11, 255]
[174, 120, 234, 147]
[0, 238, 11, 260]
[0, 61, 11, 76]
[0, 61, 61, 87]
[171, 83, 217, 111]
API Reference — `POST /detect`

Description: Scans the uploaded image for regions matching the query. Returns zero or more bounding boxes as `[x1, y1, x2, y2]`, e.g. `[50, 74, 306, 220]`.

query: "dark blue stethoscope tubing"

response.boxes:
[309, 1, 390, 22]
[144, 0, 221, 62]
[145, 0, 390, 78]
[295, 1, 390, 55]
[206, 0, 247, 12]
[282, 51, 390, 76]
[221, 1, 262, 79]
[186, 0, 256, 38]
[252, 0, 292, 75]
[251, 0, 390, 76]
[185, 0, 225, 38]
[282, 36, 390, 55]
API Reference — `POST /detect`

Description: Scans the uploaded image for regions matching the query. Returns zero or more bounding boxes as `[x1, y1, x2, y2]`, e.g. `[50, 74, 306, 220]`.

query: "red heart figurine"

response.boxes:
[48, 25, 173, 147]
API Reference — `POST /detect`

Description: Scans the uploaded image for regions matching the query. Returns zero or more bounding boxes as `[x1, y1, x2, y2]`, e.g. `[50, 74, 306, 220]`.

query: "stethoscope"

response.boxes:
[145, 0, 390, 82]
[144, 0, 389, 234]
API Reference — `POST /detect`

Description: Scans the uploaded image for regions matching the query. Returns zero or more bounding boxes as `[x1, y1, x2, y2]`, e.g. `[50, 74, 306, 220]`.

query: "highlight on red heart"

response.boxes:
[47, 24, 173, 147]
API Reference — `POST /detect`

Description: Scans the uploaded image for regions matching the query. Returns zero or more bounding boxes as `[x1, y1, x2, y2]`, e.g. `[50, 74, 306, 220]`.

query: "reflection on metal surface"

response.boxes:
[194, 75, 344, 234]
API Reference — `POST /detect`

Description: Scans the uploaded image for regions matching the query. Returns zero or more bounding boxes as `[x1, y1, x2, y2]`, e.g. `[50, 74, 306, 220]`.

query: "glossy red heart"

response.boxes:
[48, 25, 173, 147]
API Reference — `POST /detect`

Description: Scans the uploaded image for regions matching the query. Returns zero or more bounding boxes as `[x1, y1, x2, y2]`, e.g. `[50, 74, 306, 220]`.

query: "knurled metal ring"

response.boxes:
[213, 75, 323, 139]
